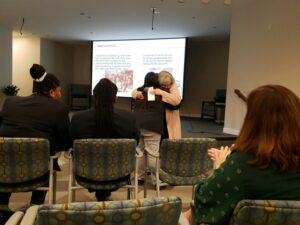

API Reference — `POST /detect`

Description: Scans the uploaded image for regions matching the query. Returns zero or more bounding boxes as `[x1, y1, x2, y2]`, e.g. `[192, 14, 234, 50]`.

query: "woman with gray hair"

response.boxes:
[152, 71, 182, 139]
[132, 71, 182, 139]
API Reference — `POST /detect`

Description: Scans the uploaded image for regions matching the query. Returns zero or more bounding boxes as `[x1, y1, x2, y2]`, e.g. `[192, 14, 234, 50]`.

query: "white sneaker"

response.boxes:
[152, 180, 169, 188]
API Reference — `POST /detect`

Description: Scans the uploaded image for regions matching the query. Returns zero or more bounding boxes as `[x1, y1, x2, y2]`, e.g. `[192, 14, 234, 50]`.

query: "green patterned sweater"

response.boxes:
[194, 152, 300, 225]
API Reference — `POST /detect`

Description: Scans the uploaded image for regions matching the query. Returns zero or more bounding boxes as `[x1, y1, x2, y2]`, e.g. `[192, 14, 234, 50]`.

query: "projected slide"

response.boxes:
[92, 38, 186, 97]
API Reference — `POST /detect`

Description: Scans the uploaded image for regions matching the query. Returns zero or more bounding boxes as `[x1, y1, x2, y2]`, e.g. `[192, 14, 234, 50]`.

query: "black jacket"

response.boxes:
[133, 92, 165, 134]
[0, 93, 71, 154]
[70, 107, 140, 142]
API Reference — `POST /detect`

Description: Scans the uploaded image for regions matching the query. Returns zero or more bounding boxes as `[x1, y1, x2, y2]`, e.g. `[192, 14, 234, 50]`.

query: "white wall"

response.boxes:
[12, 36, 40, 96]
[73, 44, 91, 84]
[10, 37, 74, 104]
[224, 0, 300, 134]
[0, 25, 12, 104]
[182, 39, 229, 117]
[40, 39, 74, 104]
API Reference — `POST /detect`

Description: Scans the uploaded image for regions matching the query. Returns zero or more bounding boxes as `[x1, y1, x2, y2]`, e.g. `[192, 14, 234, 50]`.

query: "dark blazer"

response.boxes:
[0, 94, 71, 154]
[133, 92, 165, 134]
[70, 107, 140, 142]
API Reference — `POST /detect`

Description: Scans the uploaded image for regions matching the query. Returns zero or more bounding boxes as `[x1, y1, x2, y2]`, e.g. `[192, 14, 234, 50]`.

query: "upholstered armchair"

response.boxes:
[148, 138, 217, 198]
[178, 199, 300, 225]
[17, 196, 182, 225]
[0, 137, 58, 204]
[230, 199, 300, 225]
[67, 139, 138, 202]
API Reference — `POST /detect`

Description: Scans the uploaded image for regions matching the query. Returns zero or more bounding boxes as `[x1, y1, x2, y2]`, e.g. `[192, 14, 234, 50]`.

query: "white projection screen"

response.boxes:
[92, 38, 186, 97]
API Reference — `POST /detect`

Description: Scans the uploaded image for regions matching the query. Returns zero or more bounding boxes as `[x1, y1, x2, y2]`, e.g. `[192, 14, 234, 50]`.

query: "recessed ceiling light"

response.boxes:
[201, 0, 210, 4]
[224, 0, 232, 5]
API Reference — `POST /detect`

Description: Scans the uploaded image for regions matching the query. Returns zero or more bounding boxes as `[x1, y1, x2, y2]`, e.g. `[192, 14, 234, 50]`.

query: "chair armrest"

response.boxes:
[19, 205, 39, 225]
[49, 151, 62, 170]
[63, 148, 73, 159]
[50, 151, 61, 160]
[4, 211, 24, 225]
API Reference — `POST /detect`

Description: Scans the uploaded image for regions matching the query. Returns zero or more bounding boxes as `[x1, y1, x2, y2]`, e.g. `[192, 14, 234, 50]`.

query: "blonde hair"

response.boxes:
[158, 71, 174, 86]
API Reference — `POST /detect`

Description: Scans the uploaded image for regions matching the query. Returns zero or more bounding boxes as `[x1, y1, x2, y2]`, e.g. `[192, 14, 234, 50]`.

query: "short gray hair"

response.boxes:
[158, 71, 174, 86]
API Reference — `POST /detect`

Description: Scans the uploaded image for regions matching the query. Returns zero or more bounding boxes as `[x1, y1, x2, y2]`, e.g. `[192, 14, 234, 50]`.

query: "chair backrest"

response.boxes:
[73, 139, 136, 181]
[0, 137, 50, 192]
[230, 199, 300, 225]
[70, 84, 90, 97]
[36, 196, 182, 225]
[160, 138, 216, 178]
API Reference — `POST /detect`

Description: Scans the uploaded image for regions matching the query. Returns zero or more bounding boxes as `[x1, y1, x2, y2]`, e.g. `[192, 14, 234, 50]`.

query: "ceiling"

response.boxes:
[0, 0, 254, 42]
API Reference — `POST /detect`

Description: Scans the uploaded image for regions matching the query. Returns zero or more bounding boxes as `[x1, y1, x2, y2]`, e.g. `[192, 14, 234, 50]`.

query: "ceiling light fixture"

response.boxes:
[201, 0, 210, 4]
[201, 0, 232, 5]
[223, 0, 232, 5]
[150, 7, 160, 30]
[20, 17, 25, 35]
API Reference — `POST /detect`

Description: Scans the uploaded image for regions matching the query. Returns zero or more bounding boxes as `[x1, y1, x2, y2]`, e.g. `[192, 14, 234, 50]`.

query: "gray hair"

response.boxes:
[158, 71, 175, 86]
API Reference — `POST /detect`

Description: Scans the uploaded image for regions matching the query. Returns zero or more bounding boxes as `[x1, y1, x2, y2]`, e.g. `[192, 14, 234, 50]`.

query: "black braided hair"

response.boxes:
[93, 78, 118, 138]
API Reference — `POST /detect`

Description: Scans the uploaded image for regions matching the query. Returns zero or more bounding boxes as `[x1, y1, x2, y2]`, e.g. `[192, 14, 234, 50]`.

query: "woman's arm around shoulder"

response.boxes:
[152, 83, 181, 105]
[132, 89, 144, 100]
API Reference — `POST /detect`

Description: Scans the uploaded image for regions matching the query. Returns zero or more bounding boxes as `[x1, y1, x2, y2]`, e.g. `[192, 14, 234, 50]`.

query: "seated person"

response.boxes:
[182, 84, 300, 225]
[70, 78, 140, 201]
[0, 64, 71, 224]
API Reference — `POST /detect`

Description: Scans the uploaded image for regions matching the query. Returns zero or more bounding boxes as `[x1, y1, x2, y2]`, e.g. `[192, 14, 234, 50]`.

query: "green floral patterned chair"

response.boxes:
[67, 139, 138, 202]
[178, 199, 300, 225]
[0, 137, 58, 204]
[230, 199, 300, 225]
[148, 138, 217, 198]
[17, 196, 182, 225]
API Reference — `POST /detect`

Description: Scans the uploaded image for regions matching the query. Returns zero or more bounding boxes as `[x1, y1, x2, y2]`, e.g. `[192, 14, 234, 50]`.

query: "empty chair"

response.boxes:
[0, 137, 58, 205]
[70, 84, 91, 110]
[16, 196, 181, 225]
[230, 199, 300, 225]
[148, 138, 216, 198]
[67, 139, 138, 202]
[179, 199, 300, 225]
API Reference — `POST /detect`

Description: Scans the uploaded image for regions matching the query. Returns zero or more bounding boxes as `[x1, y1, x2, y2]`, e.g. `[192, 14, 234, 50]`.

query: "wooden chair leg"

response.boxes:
[144, 152, 148, 198]
[52, 171, 57, 204]
[156, 157, 160, 197]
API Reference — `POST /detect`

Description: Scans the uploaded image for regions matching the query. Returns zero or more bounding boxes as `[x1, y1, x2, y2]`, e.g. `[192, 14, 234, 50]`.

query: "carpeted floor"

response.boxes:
[181, 117, 236, 146]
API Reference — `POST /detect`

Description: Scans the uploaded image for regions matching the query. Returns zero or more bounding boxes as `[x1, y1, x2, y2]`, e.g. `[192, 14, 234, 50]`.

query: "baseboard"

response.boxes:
[223, 127, 240, 136]
[180, 113, 202, 118]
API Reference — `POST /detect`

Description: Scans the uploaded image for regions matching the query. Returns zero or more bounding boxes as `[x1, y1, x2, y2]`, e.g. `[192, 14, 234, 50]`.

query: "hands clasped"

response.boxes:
[208, 145, 232, 169]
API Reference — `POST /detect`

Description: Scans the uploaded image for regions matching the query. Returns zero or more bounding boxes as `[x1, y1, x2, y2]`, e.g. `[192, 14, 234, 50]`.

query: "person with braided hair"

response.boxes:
[70, 78, 140, 201]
